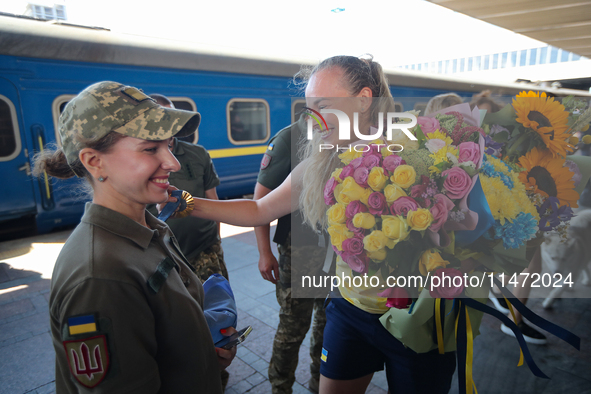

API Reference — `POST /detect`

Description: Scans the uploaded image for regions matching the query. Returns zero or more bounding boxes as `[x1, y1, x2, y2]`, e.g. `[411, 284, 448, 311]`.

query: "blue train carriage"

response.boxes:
[1, 14, 588, 235]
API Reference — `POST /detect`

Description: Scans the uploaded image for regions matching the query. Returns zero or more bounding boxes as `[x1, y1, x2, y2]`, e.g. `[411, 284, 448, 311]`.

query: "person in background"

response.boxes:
[469, 90, 504, 113]
[254, 115, 327, 393]
[35, 81, 235, 393]
[148, 94, 228, 282]
[424, 92, 463, 115]
[171, 55, 457, 394]
[149, 94, 231, 390]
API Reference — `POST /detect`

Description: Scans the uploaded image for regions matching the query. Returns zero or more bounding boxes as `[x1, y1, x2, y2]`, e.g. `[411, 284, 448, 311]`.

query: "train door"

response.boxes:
[0, 77, 37, 225]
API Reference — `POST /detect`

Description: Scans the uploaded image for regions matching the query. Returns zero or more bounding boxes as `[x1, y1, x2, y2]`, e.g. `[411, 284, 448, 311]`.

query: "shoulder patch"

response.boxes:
[64, 335, 110, 388]
[260, 153, 272, 170]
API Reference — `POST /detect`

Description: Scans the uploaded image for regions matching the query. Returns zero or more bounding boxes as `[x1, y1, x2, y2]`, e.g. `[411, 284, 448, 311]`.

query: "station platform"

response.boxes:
[0, 224, 590, 394]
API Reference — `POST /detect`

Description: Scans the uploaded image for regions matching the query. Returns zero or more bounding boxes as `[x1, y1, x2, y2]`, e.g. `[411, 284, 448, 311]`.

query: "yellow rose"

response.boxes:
[338, 149, 362, 165]
[419, 250, 449, 276]
[363, 230, 389, 252]
[339, 177, 365, 203]
[406, 208, 433, 231]
[360, 188, 372, 206]
[328, 224, 353, 251]
[327, 203, 347, 225]
[383, 184, 407, 204]
[332, 168, 343, 183]
[367, 248, 387, 261]
[333, 184, 344, 204]
[353, 212, 376, 229]
[381, 215, 410, 243]
[368, 167, 388, 191]
[391, 165, 417, 189]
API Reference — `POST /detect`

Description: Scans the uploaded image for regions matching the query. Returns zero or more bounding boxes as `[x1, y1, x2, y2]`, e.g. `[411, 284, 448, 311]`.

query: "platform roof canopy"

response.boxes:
[428, 0, 591, 57]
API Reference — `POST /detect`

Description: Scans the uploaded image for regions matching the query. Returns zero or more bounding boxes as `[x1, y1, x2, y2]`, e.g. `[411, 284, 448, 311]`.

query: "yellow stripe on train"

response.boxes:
[208, 146, 267, 159]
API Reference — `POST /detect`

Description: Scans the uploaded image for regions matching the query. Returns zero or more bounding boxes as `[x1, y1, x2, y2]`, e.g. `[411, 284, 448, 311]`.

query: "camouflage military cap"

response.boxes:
[59, 81, 201, 164]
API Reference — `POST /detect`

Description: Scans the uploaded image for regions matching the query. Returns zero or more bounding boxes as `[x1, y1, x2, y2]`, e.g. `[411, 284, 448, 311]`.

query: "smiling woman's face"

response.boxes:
[305, 67, 369, 146]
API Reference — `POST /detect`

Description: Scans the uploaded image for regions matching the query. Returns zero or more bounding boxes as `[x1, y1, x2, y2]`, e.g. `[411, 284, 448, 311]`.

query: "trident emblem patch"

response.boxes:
[63, 335, 110, 388]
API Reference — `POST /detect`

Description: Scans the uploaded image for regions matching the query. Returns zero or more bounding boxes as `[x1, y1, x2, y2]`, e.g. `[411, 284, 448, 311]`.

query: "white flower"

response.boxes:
[425, 138, 446, 153]
[446, 152, 459, 165]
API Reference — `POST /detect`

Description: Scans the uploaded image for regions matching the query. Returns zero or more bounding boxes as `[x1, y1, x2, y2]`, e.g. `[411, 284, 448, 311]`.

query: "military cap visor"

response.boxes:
[59, 81, 200, 165]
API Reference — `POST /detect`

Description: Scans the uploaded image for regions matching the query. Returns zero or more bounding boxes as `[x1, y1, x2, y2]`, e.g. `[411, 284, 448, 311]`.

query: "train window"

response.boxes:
[413, 102, 428, 116]
[169, 97, 198, 144]
[227, 99, 270, 145]
[0, 95, 21, 162]
[292, 99, 306, 124]
[394, 102, 403, 112]
[52, 94, 75, 146]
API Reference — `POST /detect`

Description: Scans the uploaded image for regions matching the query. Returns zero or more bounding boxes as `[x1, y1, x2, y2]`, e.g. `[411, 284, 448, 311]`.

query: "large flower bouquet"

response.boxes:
[323, 107, 492, 305]
[482, 91, 591, 241]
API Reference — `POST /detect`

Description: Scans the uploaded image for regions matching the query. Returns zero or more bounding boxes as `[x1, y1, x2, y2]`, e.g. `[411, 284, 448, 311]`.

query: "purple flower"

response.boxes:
[368, 192, 388, 215]
[342, 237, 364, 255]
[353, 166, 369, 187]
[362, 154, 381, 169]
[324, 177, 338, 205]
[484, 135, 504, 157]
[383, 154, 406, 173]
[345, 200, 368, 219]
[390, 196, 419, 216]
[537, 197, 561, 231]
[341, 252, 369, 274]
[346, 218, 366, 234]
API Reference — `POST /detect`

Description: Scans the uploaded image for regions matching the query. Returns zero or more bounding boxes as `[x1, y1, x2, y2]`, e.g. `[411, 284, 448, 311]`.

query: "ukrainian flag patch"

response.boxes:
[321, 347, 328, 362]
[68, 314, 97, 336]
[267, 143, 274, 151]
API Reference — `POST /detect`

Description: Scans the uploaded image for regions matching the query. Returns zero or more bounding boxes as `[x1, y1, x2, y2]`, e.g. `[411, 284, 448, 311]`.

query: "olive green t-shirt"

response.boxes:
[50, 203, 222, 393]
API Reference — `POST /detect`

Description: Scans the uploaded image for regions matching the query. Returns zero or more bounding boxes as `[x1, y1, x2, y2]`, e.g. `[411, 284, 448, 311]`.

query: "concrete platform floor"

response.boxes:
[0, 224, 590, 394]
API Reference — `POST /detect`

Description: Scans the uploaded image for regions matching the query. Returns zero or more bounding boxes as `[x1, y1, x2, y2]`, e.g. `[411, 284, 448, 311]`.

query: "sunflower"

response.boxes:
[518, 147, 579, 208]
[512, 91, 573, 158]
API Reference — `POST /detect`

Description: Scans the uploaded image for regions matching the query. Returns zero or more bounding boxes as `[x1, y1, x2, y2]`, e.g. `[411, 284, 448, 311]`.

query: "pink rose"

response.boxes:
[324, 177, 338, 205]
[342, 237, 364, 255]
[362, 154, 381, 169]
[346, 218, 366, 234]
[368, 192, 388, 215]
[340, 165, 355, 180]
[345, 200, 368, 219]
[383, 154, 406, 173]
[458, 141, 480, 166]
[441, 167, 472, 200]
[390, 196, 419, 216]
[379, 287, 412, 309]
[429, 194, 455, 232]
[429, 268, 465, 299]
[341, 252, 369, 274]
[353, 167, 369, 187]
[418, 116, 440, 134]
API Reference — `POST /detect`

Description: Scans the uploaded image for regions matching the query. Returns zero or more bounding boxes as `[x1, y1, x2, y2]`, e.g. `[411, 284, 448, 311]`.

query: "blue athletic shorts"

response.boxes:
[320, 298, 456, 394]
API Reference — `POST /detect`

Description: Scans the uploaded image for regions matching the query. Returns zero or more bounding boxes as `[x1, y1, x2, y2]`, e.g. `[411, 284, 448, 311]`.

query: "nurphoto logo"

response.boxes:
[304, 107, 418, 152]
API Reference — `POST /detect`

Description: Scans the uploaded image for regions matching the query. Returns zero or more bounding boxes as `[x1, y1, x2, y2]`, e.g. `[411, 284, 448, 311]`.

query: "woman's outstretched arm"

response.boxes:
[190, 173, 296, 227]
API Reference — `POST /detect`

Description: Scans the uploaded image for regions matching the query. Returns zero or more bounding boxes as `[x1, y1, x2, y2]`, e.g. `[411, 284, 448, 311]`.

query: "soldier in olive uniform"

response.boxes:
[35, 82, 235, 393]
[254, 116, 327, 394]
